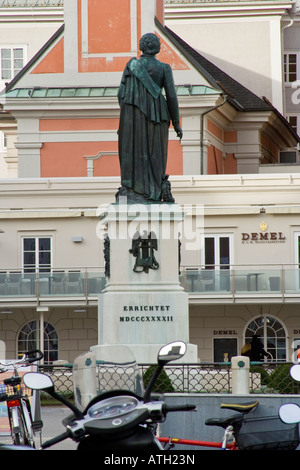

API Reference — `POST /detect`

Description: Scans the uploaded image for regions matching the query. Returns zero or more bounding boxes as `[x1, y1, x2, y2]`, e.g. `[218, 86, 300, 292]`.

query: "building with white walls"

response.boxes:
[0, 0, 63, 176]
[165, 0, 300, 159]
[0, 0, 299, 364]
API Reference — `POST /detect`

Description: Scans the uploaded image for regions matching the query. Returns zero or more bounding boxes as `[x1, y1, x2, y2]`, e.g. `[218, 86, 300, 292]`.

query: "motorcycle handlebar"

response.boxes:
[164, 404, 197, 413]
[41, 431, 71, 449]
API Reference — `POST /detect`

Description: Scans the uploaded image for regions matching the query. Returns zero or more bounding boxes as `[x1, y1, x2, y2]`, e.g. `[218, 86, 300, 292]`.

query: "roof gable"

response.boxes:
[3, 24, 64, 94]
[157, 19, 272, 113]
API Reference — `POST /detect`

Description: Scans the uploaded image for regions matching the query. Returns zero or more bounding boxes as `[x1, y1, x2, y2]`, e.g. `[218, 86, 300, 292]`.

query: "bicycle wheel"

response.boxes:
[8, 405, 31, 446]
[21, 398, 35, 447]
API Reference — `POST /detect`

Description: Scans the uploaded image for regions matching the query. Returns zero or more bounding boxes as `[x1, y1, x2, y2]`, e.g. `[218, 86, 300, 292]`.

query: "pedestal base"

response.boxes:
[97, 203, 198, 363]
[99, 290, 190, 345]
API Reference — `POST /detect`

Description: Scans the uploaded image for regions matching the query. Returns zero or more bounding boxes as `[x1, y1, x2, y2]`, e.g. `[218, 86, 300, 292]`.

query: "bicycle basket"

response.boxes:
[0, 381, 29, 402]
[233, 405, 299, 451]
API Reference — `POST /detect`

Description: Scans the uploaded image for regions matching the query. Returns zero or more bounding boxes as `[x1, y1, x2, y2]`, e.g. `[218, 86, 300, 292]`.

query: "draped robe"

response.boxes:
[118, 56, 180, 202]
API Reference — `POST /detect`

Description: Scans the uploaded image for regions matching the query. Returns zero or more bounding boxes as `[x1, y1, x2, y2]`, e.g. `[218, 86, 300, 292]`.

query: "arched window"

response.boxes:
[18, 320, 58, 364]
[245, 316, 286, 362]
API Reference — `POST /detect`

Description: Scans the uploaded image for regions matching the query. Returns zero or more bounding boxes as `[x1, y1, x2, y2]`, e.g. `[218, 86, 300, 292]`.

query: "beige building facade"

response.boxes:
[0, 0, 63, 176]
[0, 174, 300, 364]
[0, 1, 299, 364]
[164, 0, 300, 160]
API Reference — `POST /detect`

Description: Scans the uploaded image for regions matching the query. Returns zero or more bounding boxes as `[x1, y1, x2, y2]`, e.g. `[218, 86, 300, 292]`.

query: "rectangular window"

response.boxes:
[284, 53, 297, 83]
[280, 150, 297, 164]
[23, 237, 52, 273]
[286, 115, 300, 141]
[204, 235, 232, 269]
[293, 232, 300, 266]
[1, 47, 24, 81]
[204, 237, 215, 268]
[213, 338, 237, 362]
[292, 232, 300, 290]
[288, 115, 298, 134]
[202, 234, 233, 291]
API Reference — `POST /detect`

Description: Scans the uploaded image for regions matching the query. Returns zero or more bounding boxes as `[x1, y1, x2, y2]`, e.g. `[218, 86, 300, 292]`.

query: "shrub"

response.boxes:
[143, 366, 175, 393]
[265, 364, 296, 394]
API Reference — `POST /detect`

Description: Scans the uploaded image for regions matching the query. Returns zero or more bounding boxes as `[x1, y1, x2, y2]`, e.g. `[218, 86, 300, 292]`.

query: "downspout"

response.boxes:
[200, 94, 228, 175]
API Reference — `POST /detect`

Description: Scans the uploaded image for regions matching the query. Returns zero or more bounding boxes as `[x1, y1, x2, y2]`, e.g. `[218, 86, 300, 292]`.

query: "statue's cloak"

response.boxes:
[118, 57, 178, 201]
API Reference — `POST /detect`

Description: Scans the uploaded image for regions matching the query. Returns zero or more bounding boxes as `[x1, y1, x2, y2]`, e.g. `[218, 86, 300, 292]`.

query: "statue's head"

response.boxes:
[139, 33, 161, 56]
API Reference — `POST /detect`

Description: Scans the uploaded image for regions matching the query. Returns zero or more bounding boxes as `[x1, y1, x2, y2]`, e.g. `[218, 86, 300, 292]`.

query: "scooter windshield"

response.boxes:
[73, 345, 144, 411]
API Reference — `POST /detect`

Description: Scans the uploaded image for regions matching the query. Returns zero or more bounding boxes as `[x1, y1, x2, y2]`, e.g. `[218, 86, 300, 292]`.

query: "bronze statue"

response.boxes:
[117, 33, 182, 204]
[129, 231, 159, 273]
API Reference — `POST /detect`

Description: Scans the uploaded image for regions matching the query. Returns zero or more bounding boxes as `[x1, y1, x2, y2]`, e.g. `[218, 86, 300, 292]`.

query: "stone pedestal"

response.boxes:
[98, 202, 198, 363]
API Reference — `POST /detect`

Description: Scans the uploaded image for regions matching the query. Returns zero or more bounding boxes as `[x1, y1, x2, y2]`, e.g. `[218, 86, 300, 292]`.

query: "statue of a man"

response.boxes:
[117, 33, 182, 203]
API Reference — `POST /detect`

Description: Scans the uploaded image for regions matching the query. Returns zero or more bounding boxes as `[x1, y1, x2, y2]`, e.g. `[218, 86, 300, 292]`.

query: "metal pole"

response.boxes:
[40, 310, 44, 364]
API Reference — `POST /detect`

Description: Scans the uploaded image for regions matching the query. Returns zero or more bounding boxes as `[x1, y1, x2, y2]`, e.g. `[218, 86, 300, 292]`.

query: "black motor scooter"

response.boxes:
[21, 341, 196, 451]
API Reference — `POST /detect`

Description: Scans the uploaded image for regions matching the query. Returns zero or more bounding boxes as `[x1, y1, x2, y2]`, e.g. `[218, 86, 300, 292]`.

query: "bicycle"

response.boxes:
[158, 401, 258, 450]
[0, 350, 44, 448]
[159, 399, 299, 451]
[204, 400, 258, 449]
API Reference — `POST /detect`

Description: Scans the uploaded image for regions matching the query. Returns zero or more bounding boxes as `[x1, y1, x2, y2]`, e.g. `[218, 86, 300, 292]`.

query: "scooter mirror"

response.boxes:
[23, 372, 54, 391]
[290, 364, 300, 382]
[158, 341, 186, 365]
[279, 403, 300, 424]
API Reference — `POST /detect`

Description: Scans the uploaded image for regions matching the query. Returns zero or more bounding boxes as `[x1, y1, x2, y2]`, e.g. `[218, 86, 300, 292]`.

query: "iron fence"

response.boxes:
[37, 362, 300, 401]
[141, 362, 300, 394]
[249, 362, 300, 394]
[38, 364, 73, 404]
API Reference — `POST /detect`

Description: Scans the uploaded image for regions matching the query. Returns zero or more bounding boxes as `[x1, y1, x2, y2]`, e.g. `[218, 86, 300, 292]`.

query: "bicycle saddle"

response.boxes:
[205, 413, 245, 429]
[205, 401, 259, 429]
[220, 400, 259, 413]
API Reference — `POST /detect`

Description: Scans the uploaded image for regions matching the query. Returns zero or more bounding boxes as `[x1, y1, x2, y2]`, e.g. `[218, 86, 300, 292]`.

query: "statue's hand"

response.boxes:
[174, 124, 183, 140]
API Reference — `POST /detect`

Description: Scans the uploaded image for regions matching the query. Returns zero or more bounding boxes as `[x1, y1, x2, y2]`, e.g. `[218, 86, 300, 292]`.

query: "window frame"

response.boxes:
[286, 114, 299, 136]
[284, 52, 298, 84]
[244, 315, 287, 362]
[18, 320, 58, 365]
[0, 45, 26, 82]
[285, 113, 300, 142]
[213, 337, 238, 363]
[201, 233, 234, 269]
[294, 232, 300, 267]
[22, 236, 52, 273]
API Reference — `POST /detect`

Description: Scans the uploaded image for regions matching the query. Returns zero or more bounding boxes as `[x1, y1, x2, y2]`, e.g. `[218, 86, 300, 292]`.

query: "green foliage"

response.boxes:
[143, 366, 175, 393]
[40, 389, 74, 406]
[265, 364, 296, 394]
[250, 364, 300, 394]
[250, 365, 270, 386]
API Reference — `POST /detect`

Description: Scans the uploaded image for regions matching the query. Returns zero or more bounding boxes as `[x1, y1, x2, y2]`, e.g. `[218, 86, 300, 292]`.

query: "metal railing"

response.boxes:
[1, 264, 300, 301]
[38, 364, 73, 404]
[0, 0, 63, 7]
[165, 0, 275, 3]
[179, 264, 300, 299]
[0, 268, 106, 300]
[38, 362, 300, 401]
